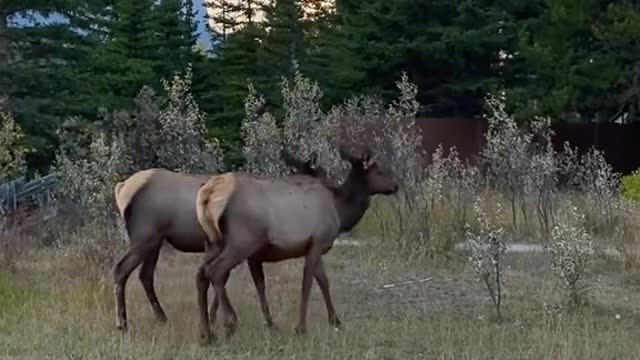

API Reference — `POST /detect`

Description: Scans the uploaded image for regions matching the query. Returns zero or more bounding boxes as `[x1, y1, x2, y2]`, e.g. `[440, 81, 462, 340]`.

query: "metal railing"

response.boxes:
[0, 173, 59, 213]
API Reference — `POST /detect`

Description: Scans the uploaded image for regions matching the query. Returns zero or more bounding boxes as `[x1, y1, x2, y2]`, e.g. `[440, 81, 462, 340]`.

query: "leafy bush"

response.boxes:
[326, 73, 422, 189]
[621, 169, 640, 202]
[466, 196, 507, 322]
[109, 65, 224, 173]
[0, 101, 27, 184]
[574, 148, 623, 231]
[481, 93, 557, 234]
[240, 67, 422, 187]
[110, 86, 163, 170]
[546, 201, 594, 309]
[240, 83, 284, 177]
[0, 102, 28, 269]
[156, 66, 223, 173]
[53, 129, 131, 230]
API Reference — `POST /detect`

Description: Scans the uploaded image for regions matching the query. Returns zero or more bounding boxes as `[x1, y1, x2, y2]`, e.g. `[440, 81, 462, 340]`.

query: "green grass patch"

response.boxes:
[0, 271, 38, 315]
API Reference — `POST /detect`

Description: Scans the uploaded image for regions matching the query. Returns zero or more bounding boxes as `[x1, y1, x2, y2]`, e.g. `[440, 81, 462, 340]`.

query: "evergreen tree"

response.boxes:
[261, 0, 306, 109]
[303, 1, 364, 106]
[510, 0, 640, 123]
[80, 0, 157, 117]
[206, 0, 269, 168]
[151, 0, 199, 77]
[331, 0, 513, 117]
[0, 0, 109, 172]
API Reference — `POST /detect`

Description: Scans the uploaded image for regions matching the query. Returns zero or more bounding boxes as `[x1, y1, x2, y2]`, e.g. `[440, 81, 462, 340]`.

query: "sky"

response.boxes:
[10, 1, 213, 48]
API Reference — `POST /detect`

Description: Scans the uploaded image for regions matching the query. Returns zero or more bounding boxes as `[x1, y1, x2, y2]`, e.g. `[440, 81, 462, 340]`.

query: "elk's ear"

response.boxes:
[363, 153, 378, 170]
[309, 152, 318, 166]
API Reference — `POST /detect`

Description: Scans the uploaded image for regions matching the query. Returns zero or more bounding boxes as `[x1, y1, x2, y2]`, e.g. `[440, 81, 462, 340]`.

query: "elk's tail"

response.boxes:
[196, 173, 236, 246]
[114, 181, 126, 217]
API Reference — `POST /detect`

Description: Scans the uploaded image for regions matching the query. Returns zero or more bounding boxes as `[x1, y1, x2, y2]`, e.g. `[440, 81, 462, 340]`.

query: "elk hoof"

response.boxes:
[116, 321, 128, 332]
[329, 316, 342, 329]
[199, 332, 214, 346]
[294, 326, 307, 336]
[224, 323, 237, 338]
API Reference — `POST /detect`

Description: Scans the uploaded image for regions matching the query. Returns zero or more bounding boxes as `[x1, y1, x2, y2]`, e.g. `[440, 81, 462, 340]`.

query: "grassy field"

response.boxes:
[3, 232, 640, 360]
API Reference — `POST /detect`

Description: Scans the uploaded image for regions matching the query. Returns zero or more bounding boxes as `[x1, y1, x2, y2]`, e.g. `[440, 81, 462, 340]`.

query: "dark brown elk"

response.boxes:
[111, 154, 326, 331]
[196, 146, 399, 344]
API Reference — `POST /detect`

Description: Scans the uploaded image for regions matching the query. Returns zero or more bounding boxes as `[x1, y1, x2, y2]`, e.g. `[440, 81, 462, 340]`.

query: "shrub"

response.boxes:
[0, 102, 28, 269]
[110, 86, 163, 170]
[156, 65, 224, 173]
[621, 169, 640, 202]
[240, 83, 285, 177]
[240, 67, 422, 188]
[481, 93, 557, 234]
[466, 196, 507, 322]
[546, 201, 594, 309]
[0, 101, 27, 183]
[53, 129, 131, 231]
[106, 66, 224, 173]
[327, 73, 422, 191]
[575, 148, 622, 231]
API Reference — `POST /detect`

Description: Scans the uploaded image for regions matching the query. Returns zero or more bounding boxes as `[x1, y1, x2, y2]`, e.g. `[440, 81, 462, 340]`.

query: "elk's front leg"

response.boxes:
[314, 258, 341, 329]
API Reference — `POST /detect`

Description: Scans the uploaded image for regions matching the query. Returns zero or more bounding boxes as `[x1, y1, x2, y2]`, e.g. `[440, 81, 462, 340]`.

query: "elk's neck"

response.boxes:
[335, 172, 370, 232]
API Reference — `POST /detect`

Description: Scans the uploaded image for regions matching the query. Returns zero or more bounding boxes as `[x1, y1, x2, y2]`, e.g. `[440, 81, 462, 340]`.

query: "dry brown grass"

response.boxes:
[2, 232, 640, 360]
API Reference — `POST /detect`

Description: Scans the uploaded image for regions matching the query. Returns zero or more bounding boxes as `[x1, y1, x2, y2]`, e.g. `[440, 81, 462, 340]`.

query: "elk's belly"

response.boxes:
[252, 242, 311, 263]
[164, 220, 209, 253]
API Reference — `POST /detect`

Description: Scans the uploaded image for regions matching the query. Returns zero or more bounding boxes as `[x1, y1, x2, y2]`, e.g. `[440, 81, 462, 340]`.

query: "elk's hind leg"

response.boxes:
[208, 271, 230, 327]
[200, 241, 261, 342]
[113, 247, 152, 330]
[138, 245, 167, 323]
[113, 228, 162, 331]
[197, 243, 224, 344]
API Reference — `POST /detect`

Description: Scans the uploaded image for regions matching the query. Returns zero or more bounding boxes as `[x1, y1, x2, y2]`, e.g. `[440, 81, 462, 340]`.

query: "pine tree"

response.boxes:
[81, 0, 201, 126]
[302, 1, 364, 106]
[510, 0, 640, 123]
[205, 0, 270, 168]
[0, 0, 109, 172]
[151, 0, 199, 77]
[323, 0, 514, 117]
[80, 0, 158, 118]
[261, 0, 306, 98]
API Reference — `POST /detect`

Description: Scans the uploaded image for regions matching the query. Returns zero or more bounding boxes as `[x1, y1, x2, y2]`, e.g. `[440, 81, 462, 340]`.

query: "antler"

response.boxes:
[281, 149, 308, 170]
[339, 144, 376, 167]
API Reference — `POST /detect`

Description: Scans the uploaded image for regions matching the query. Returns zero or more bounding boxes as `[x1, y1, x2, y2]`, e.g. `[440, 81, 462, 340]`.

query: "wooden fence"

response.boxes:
[415, 117, 640, 175]
[0, 174, 58, 214]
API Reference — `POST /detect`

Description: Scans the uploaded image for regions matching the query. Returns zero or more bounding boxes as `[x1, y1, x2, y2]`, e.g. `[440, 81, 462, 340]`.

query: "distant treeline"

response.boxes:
[1, 0, 639, 172]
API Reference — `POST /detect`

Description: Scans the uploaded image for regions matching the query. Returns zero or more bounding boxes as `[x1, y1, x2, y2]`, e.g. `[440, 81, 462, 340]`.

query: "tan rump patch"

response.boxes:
[114, 168, 164, 218]
[196, 173, 237, 245]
